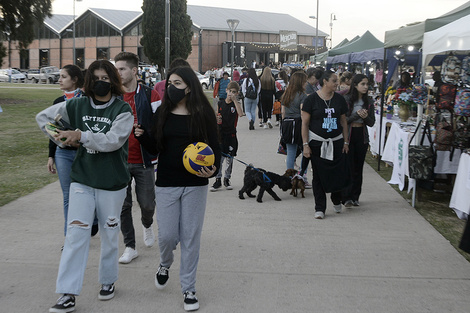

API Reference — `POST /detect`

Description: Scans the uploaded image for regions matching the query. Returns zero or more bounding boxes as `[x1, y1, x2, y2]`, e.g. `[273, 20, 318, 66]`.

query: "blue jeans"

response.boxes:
[56, 183, 126, 295]
[286, 143, 298, 170]
[121, 163, 156, 249]
[54, 148, 77, 236]
[244, 97, 258, 123]
[155, 185, 208, 294]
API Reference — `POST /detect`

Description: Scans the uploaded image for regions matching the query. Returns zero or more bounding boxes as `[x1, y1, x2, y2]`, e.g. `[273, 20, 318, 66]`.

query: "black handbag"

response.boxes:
[408, 119, 436, 181]
[280, 117, 302, 145]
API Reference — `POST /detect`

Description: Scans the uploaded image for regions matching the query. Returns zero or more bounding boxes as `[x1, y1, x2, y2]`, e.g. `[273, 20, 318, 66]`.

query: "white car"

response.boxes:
[195, 71, 209, 89]
[0, 69, 26, 83]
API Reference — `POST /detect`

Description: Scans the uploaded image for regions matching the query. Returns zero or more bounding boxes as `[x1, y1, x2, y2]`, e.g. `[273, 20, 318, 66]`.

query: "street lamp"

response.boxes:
[329, 13, 336, 49]
[309, 0, 319, 65]
[226, 19, 239, 78]
[72, 0, 82, 66]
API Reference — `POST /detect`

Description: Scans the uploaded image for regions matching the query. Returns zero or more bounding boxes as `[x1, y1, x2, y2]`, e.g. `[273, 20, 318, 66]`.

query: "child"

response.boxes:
[211, 81, 244, 191]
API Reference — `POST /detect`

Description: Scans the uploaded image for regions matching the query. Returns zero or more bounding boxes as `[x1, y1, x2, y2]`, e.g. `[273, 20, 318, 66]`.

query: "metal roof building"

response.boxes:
[2, 5, 327, 71]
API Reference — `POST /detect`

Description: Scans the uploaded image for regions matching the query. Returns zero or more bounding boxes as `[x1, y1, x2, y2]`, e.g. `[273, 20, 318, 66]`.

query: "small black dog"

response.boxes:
[239, 165, 292, 203]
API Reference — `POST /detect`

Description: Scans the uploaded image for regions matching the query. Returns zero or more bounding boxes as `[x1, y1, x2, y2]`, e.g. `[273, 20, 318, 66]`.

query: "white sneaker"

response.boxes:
[119, 247, 138, 264]
[143, 225, 155, 247]
[314, 211, 325, 219]
[263, 124, 269, 129]
[333, 204, 342, 213]
[267, 120, 273, 128]
[275, 121, 279, 126]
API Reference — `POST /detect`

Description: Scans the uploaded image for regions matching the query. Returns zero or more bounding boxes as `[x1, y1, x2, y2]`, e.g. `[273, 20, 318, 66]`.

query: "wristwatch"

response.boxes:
[344, 142, 349, 145]
[303, 142, 309, 146]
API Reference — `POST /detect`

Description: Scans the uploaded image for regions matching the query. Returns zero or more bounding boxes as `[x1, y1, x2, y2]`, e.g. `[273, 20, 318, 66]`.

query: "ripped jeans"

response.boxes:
[56, 182, 126, 295]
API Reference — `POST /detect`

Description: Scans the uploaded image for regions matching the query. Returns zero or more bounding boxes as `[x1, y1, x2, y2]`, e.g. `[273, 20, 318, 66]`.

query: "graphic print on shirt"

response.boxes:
[322, 108, 337, 132]
[82, 115, 112, 154]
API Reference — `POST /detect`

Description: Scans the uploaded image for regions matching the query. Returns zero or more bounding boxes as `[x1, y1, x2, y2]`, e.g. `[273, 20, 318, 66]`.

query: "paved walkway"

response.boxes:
[2, 116, 470, 312]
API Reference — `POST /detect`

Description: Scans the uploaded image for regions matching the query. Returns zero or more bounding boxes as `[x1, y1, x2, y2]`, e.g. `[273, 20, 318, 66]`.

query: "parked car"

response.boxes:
[195, 71, 209, 89]
[0, 69, 26, 83]
[28, 66, 60, 84]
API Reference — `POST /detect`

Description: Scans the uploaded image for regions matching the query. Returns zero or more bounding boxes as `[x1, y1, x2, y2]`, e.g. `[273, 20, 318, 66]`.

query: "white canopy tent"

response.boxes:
[422, 13, 470, 68]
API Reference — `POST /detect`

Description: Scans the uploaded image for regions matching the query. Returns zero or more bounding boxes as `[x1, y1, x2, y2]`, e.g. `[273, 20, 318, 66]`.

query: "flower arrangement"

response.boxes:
[394, 91, 416, 109]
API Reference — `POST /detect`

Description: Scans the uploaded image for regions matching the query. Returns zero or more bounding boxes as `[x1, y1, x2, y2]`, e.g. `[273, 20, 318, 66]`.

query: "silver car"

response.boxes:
[195, 71, 209, 89]
[0, 69, 26, 83]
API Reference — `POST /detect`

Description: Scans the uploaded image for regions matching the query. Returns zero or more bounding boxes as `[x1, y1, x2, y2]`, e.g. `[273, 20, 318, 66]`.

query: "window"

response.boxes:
[40, 49, 49, 67]
[75, 49, 85, 69]
[97, 48, 109, 60]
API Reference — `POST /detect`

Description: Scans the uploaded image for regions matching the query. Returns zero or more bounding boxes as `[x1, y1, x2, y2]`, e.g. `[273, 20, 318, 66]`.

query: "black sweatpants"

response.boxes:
[342, 127, 369, 203]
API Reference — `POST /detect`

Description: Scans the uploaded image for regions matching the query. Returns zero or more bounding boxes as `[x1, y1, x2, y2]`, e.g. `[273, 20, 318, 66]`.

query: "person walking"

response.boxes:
[211, 81, 244, 191]
[46, 65, 86, 237]
[114, 52, 162, 264]
[301, 70, 349, 219]
[342, 74, 375, 207]
[259, 67, 276, 128]
[241, 68, 260, 130]
[217, 72, 231, 100]
[281, 71, 307, 171]
[135, 66, 221, 311]
[37, 60, 134, 312]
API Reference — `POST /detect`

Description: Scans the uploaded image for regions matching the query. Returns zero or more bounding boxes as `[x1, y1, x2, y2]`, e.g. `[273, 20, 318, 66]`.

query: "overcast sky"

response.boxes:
[52, 0, 469, 46]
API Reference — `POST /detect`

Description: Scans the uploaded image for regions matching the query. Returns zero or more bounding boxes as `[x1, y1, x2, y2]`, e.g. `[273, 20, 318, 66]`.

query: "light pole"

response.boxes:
[329, 13, 336, 49]
[226, 19, 239, 78]
[72, 0, 82, 66]
[165, 0, 170, 76]
[309, 0, 319, 65]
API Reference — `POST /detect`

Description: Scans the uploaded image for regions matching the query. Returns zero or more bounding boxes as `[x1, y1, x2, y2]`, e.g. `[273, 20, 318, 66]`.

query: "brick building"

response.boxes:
[1, 5, 327, 72]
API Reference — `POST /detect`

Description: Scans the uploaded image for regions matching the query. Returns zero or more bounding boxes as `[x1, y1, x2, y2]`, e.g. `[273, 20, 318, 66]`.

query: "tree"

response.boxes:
[0, 0, 52, 64]
[141, 0, 193, 72]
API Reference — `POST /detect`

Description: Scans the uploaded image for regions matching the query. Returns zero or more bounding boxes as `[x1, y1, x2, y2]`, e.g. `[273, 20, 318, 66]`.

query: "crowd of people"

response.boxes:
[36, 54, 375, 312]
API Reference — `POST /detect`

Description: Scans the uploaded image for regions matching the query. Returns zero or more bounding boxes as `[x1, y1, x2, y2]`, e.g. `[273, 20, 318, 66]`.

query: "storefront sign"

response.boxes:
[280, 31, 297, 51]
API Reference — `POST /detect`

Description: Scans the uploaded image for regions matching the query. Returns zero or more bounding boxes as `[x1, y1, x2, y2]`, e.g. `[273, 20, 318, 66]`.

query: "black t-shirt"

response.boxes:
[302, 92, 347, 143]
[217, 99, 238, 135]
[155, 113, 221, 187]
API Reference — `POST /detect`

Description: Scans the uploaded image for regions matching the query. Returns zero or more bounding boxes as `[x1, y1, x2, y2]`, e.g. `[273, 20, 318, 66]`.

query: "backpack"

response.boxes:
[441, 55, 461, 85]
[245, 82, 257, 99]
[454, 88, 470, 116]
[437, 83, 457, 111]
[411, 84, 428, 105]
[461, 56, 470, 85]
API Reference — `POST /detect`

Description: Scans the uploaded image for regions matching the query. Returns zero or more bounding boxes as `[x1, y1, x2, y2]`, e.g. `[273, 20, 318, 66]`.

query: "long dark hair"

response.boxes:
[245, 68, 259, 89]
[347, 74, 370, 111]
[62, 64, 84, 88]
[280, 71, 306, 107]
[152, 66, 216, 151]
[83, 60, 124, 97]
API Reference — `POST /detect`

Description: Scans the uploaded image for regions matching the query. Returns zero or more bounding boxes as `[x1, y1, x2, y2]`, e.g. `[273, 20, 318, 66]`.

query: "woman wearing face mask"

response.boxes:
[342, 74, 375, 208]
[36, 60, 134, 313]
[46, 65, 85, 237]
[135, 66, 220, 311]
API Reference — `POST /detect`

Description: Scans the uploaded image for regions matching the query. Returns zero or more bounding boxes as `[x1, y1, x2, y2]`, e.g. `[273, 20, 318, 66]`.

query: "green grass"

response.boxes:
[0, 84, 63, 206]
[365, 153, 470, 262]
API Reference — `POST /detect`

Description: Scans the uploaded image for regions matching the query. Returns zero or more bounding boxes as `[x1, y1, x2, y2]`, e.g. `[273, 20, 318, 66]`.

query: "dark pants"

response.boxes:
[260, 97, 273, 123]
[257, 99, 262, 120]
[311, 141, 344, 213]
[121, 163, 156, 249]
[342, 127, 368, 203]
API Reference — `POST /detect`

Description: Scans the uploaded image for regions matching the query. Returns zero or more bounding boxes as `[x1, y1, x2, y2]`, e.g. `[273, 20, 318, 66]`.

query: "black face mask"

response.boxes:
[167, 84, 187, 104]
[93, 81, 111, 97]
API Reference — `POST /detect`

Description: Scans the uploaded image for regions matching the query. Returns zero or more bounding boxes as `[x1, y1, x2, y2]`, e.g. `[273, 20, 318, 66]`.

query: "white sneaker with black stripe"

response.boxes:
[98, 283, 115, 300]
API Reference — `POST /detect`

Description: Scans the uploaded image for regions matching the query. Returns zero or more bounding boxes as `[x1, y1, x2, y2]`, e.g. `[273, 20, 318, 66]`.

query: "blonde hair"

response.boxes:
[260, 67, 275, 90]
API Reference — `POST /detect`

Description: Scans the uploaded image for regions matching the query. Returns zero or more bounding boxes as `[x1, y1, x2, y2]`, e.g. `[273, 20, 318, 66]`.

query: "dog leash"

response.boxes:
[220, 152, 272, 183]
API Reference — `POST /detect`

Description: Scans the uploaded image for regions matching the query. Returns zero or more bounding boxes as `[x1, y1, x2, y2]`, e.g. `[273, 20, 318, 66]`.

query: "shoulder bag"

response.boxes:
[408, 119, 436, 181]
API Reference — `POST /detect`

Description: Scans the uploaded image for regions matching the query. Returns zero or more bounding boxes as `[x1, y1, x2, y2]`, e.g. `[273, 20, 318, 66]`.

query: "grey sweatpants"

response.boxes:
[155, 185, 208, 293]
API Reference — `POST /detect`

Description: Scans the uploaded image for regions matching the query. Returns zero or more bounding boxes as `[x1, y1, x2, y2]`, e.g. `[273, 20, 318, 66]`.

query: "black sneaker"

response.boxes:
[155, 265, 169, 289]
[98, 283, 115, 300]
[49, 294, 75, 313]
[183, 291, 199, 311]
[223, 178, 233, 190]
[210, 178, 222, 192]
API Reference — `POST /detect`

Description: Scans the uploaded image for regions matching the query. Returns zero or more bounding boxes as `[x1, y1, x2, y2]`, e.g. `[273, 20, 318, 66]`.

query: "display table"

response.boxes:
[450, 153, 470, 220]
[378, 119, 461, 191]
